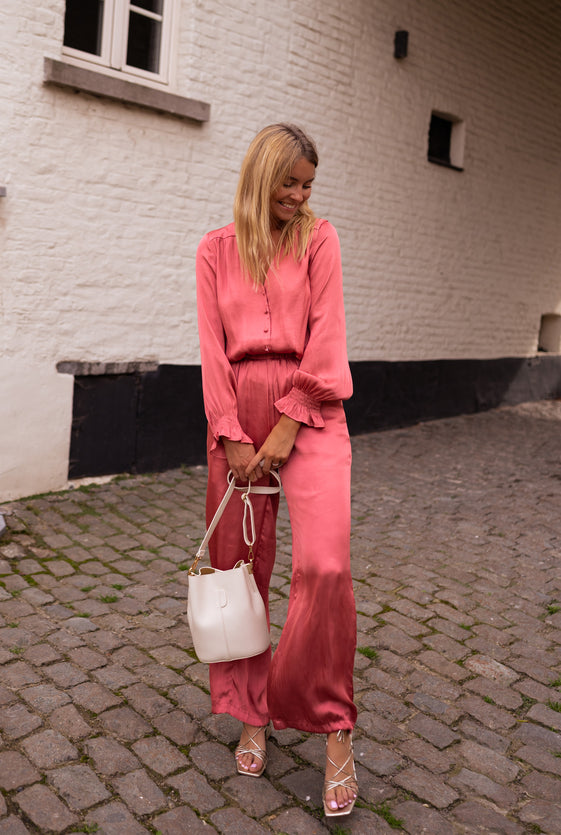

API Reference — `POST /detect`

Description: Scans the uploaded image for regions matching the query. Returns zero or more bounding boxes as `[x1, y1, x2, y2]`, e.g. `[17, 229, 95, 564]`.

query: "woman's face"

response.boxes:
[270, 156, 316, 228]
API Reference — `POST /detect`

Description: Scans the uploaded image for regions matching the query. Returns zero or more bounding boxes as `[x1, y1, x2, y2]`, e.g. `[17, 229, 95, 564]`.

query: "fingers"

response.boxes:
[232, 467, 250, 482]
[223, 441, 261, 482]
[246, 454, 282, 478]
[244, 452, 264, 481]
[234, 463, 263, 482]
[246, 452, 282, 479]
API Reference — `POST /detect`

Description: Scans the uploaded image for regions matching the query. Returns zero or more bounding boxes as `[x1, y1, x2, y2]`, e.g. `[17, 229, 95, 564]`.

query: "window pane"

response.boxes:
[126, 11, 162, 73]
[131, 1, 163, 14]
[63, 0, 105, 56]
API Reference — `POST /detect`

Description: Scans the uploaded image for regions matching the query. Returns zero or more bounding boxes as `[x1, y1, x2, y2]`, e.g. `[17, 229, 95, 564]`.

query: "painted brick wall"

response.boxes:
[1, 0, 561, 499]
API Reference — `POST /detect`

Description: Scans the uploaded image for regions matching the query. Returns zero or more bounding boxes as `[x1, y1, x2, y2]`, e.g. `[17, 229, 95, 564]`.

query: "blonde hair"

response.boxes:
[233, 124, 318, 286]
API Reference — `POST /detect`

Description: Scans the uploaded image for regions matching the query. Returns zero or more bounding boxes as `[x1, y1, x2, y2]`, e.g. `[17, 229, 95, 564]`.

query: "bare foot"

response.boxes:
[324, 730, 358, 812]
[235, 724, 268, 775]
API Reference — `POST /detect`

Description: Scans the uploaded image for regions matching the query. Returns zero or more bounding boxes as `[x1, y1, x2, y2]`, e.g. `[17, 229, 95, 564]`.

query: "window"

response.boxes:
[63, 0, 175, 83]
[538, 314, 561, 353]
[428, 111, 465, 171]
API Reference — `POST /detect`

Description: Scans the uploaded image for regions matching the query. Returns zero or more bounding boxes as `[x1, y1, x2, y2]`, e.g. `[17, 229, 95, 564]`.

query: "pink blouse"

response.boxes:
[196, 218, 352, 446]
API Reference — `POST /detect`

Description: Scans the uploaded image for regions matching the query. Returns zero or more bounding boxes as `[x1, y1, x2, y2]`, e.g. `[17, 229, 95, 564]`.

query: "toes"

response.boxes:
[236, 753, 251, 772]
[335, 787, 354, 808]
[237, 752, 261, 773]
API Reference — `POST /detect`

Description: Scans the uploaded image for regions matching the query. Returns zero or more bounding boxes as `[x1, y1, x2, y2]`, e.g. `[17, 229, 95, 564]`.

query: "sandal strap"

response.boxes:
[235, 744, 266, 763]
[235, 725, 268, 763]
[324, 733, 358, 794]
[324, 752, 357, 790]
[325, 775, 358, 792]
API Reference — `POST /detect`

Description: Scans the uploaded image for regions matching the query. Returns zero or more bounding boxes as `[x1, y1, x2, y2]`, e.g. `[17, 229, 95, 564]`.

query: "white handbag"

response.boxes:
[187, 470, 282, 664]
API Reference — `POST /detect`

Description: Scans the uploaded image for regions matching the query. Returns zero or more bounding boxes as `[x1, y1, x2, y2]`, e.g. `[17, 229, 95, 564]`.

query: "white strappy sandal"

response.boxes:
[323, 730, 358, 816]
[235, 724, 269, 778]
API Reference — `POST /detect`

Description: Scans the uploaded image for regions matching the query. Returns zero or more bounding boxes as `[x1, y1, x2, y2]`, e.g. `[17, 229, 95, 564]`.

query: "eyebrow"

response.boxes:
[285, 175, 315, 183]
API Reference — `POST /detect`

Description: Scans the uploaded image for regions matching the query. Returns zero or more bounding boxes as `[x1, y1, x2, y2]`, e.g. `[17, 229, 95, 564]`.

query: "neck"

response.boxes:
[270, 217, 286, 245]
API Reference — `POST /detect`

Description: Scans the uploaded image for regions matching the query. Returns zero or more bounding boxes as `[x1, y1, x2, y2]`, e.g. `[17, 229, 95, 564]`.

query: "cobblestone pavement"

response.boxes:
[0, 400, 560, 834]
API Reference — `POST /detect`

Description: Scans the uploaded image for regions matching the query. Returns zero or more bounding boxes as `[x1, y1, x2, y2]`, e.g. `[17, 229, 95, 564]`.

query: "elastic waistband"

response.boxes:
[239, 352, 299, 362]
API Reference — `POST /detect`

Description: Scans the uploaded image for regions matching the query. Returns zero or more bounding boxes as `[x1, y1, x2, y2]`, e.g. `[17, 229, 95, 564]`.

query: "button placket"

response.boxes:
[263, 285, 271, 347]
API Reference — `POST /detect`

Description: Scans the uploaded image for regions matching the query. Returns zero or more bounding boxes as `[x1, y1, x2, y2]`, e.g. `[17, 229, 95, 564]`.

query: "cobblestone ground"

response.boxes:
[0, 400, 560, 834]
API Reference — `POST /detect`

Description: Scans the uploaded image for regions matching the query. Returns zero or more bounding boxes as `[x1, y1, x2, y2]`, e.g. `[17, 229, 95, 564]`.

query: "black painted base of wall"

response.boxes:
[346, 355, 561, 433]
[69, 365, 206, 479]
[68, 355, 561, 479]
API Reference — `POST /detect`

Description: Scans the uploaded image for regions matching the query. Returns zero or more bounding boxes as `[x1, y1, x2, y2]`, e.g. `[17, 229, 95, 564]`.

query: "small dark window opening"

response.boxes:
[428, 114, 452, 165]
[63, 0, 104, 56]
[428, 112, 464, 171]
[538, 313, 561, 353]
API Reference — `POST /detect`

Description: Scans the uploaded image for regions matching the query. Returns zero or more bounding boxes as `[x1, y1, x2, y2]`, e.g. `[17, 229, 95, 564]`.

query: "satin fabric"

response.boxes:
[206, 356, 357, 733]
[196, 217, 356, 733]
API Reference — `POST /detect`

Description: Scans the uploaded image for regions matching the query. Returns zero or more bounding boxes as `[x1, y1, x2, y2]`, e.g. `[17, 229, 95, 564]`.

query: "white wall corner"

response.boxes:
[0, 362, 74, 502]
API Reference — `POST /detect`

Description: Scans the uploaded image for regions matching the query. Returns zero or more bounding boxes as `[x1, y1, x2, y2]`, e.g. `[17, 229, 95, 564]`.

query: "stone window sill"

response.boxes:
[428, 156, 464, 172]
[43, 58, 210, 123]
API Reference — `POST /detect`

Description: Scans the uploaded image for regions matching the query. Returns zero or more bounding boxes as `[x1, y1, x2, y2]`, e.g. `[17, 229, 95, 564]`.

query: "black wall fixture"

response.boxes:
[394, 30, 409, 59]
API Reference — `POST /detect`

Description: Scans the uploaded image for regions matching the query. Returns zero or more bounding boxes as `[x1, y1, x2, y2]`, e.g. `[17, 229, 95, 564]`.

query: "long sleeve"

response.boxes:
[274, 221, 353, 427]
[196, 232, 254, 448]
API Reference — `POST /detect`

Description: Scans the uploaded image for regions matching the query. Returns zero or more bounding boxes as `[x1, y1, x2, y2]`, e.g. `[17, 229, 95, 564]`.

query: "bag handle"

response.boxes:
[189, 470, 281, 574]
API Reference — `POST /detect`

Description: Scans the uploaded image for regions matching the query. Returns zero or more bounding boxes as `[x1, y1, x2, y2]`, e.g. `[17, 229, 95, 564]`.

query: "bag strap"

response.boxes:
[189, 470, 281, 574]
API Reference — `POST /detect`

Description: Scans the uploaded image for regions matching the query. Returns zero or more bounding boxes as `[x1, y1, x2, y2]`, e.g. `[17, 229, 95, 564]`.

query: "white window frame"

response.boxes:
[62, 0, 176, 86]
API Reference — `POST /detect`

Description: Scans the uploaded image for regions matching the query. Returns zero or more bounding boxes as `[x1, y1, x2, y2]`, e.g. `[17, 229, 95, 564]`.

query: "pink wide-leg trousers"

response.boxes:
[205, 356, 357, 733]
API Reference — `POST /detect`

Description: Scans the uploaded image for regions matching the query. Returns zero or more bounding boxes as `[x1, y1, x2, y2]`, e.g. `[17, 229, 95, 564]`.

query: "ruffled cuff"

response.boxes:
[209, 416, 254, 453]
[275, 387, 325, 428]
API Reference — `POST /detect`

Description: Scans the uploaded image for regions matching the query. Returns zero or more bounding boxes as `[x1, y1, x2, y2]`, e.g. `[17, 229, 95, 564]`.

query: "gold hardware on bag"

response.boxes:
[247, 544, 255, 570]
[189, 554, 202, 575]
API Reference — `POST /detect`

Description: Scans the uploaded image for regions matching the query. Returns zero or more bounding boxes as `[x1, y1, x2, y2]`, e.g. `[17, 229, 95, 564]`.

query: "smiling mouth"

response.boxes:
[279, 201, 298, 210]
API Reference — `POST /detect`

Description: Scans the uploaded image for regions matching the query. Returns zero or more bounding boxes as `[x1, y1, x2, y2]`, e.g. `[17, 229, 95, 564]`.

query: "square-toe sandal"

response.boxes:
[235, 724, 269, 778]
[323, 730, 358, 817]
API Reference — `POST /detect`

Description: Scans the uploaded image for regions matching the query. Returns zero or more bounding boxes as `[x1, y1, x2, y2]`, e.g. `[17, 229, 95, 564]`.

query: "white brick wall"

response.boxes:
[2, 0, 561, 499]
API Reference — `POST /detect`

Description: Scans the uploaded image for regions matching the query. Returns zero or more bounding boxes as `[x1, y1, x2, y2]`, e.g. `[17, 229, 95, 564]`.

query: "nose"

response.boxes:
[289, 186, 305, 204]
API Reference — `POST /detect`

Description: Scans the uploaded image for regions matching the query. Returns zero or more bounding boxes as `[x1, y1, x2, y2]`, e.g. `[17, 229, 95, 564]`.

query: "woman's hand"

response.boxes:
[222, 440, 263, 482]
[246, 415, 301, 479]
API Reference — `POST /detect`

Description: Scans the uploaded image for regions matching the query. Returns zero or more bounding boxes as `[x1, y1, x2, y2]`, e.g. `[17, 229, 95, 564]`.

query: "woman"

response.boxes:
[196, 123, 357, 816]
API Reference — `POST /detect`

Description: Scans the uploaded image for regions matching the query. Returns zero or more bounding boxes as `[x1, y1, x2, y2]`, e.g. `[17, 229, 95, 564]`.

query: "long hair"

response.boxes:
[233, 124, 318, 286]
